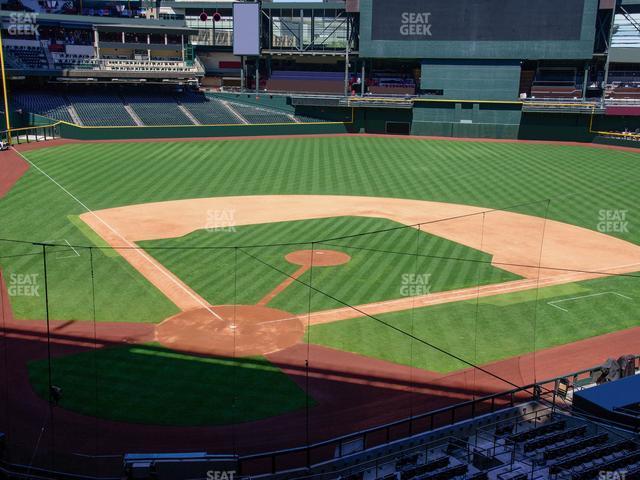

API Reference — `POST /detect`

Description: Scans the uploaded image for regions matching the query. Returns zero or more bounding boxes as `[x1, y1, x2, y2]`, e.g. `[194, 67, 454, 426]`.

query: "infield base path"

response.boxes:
[80, 195, 640, 324]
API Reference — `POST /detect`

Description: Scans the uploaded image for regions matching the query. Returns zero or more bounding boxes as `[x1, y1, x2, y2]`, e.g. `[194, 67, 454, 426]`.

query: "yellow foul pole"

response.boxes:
[0, 27, 12, 144]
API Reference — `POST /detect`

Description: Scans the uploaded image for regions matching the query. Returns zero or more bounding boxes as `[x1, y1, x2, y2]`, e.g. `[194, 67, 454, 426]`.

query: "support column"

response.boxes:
[344, 21, 350, 97]
[94, 29, 100, 59]
[255, 59, 259, 94]
[602, 4, 617, 105]
[241, 56, 245, 91]
[361, 60, 365, 96]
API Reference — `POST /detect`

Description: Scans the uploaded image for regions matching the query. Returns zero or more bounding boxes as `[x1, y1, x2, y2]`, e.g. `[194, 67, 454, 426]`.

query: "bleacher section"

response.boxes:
[12, 90, 325, 127]
[530, 70, 583, 99]
[13, 91, 74, 123]
[51, 52, 93, 68]
[226, 101, 294, 124]
[124, 94, 192, 126]
[2, 39, 203, 80]
[266, 71, 345, 94]
[368, 74, 416, 95]
[4, 45, 49, 70]
[67, 92, 136, 126]
[177, 92, 242, 125]
[607, 72, 640, 100]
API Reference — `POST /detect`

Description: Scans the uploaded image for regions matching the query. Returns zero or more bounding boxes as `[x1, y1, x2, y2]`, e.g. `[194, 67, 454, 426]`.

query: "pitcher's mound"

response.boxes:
[156, 305, 304, 357]
[285, 249, 351, 267]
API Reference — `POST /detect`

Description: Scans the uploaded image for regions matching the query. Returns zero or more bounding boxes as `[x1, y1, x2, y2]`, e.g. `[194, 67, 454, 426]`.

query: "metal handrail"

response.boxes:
[235, 359, 640, 475]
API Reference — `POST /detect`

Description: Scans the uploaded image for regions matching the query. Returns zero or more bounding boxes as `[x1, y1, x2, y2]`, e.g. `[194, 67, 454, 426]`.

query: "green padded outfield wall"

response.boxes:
[421, 61, 521, 101]
[360, 108, 413, 133]
[411, 102, 522, 139]
[56, 123, 354, 140]
[359, 0, 598, 59]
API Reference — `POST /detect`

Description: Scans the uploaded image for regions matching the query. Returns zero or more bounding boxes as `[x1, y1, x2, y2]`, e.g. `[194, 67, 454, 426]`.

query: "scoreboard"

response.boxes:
[360, 0, 598, 59]
[371, 0, 584, 42]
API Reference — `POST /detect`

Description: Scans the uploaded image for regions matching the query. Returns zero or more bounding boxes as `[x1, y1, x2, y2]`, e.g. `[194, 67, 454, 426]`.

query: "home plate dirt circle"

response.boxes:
[285, 249, 351, 267]
[156, 305, 304, 357]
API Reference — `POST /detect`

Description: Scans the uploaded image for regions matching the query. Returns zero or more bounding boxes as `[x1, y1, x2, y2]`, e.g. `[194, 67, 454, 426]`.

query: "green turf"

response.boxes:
[2, 137, 639, 323]
[28, 343, 312, 425]
[309, 273, 639, 373]
[67, 215, 120, 258]
[138, 216, 519, 314]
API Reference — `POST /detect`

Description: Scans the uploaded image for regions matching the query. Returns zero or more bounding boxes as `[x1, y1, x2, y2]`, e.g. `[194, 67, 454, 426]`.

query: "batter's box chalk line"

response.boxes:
[547, 291, 633, 312]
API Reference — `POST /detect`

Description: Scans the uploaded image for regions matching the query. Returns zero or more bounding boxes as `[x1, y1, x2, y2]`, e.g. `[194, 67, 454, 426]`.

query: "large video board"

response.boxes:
[360, 0, 598, 59]
[371, 0, 584, 42]
[233, 2, 260, 56]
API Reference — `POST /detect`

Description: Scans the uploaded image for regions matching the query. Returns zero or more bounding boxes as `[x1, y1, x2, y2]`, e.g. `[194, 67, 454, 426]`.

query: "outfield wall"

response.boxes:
[412, 102, 522, 139]
[57, 118, 356, 140]
[48, 111, 614, 143]
[17, 100, 640, 143]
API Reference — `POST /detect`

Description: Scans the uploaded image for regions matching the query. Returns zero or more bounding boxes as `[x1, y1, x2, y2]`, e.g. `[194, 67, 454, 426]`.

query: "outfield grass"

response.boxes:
[0, 137, 638, 326]
[309, 274, 639, 372]
[28, 343, 312, 425]
[139, 216, 519, 314]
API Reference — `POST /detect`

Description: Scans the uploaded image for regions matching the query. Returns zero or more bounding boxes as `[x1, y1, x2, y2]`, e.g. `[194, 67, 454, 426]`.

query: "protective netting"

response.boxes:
[1, 198, 639, 475]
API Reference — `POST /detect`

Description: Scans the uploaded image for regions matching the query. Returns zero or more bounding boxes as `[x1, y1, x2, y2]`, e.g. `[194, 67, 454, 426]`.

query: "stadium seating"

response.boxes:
[549, 438, 636, 475]
[543, 432, 609, 461]
[530, 70, 583, 99]
[225, 101, 294, 124]
[177, 92, 242, 125]
[67, 92, 136, 126]
[12, 88, 324, 127]
[368, 74, 416, 95]
[507, 419, 567, 443]
[5, 45, 49, 70]
[572, 450, 640, 480]
[123, 93, 192, 126]
[530, 85, 583, 99]
[13, 91, 74, 123]
[523, 425, 587, 452]
[606, 72, 640, 99]
[51, 52, 94, 68]
[266, 70, 345, 94]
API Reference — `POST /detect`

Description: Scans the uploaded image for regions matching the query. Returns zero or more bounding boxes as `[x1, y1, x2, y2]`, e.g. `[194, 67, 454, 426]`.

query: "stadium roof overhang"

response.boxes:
[0, 11, 191, 31]
[162, 0, 345, 11]
[261, 2, 346, 9]
[96, 24, 197, 35]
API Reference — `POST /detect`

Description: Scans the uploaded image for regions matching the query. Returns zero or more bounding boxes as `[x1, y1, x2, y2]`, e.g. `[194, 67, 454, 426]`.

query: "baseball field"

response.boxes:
[0, 135, 639, 457]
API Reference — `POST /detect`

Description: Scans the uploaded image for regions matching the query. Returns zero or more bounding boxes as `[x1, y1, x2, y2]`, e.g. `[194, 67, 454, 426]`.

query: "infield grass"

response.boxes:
[139, 216, 519, 314]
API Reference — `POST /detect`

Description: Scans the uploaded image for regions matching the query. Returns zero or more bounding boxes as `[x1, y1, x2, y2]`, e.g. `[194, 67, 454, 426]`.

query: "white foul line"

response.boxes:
[12, 148, 224, 322]
[548, 291, 634, 312]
